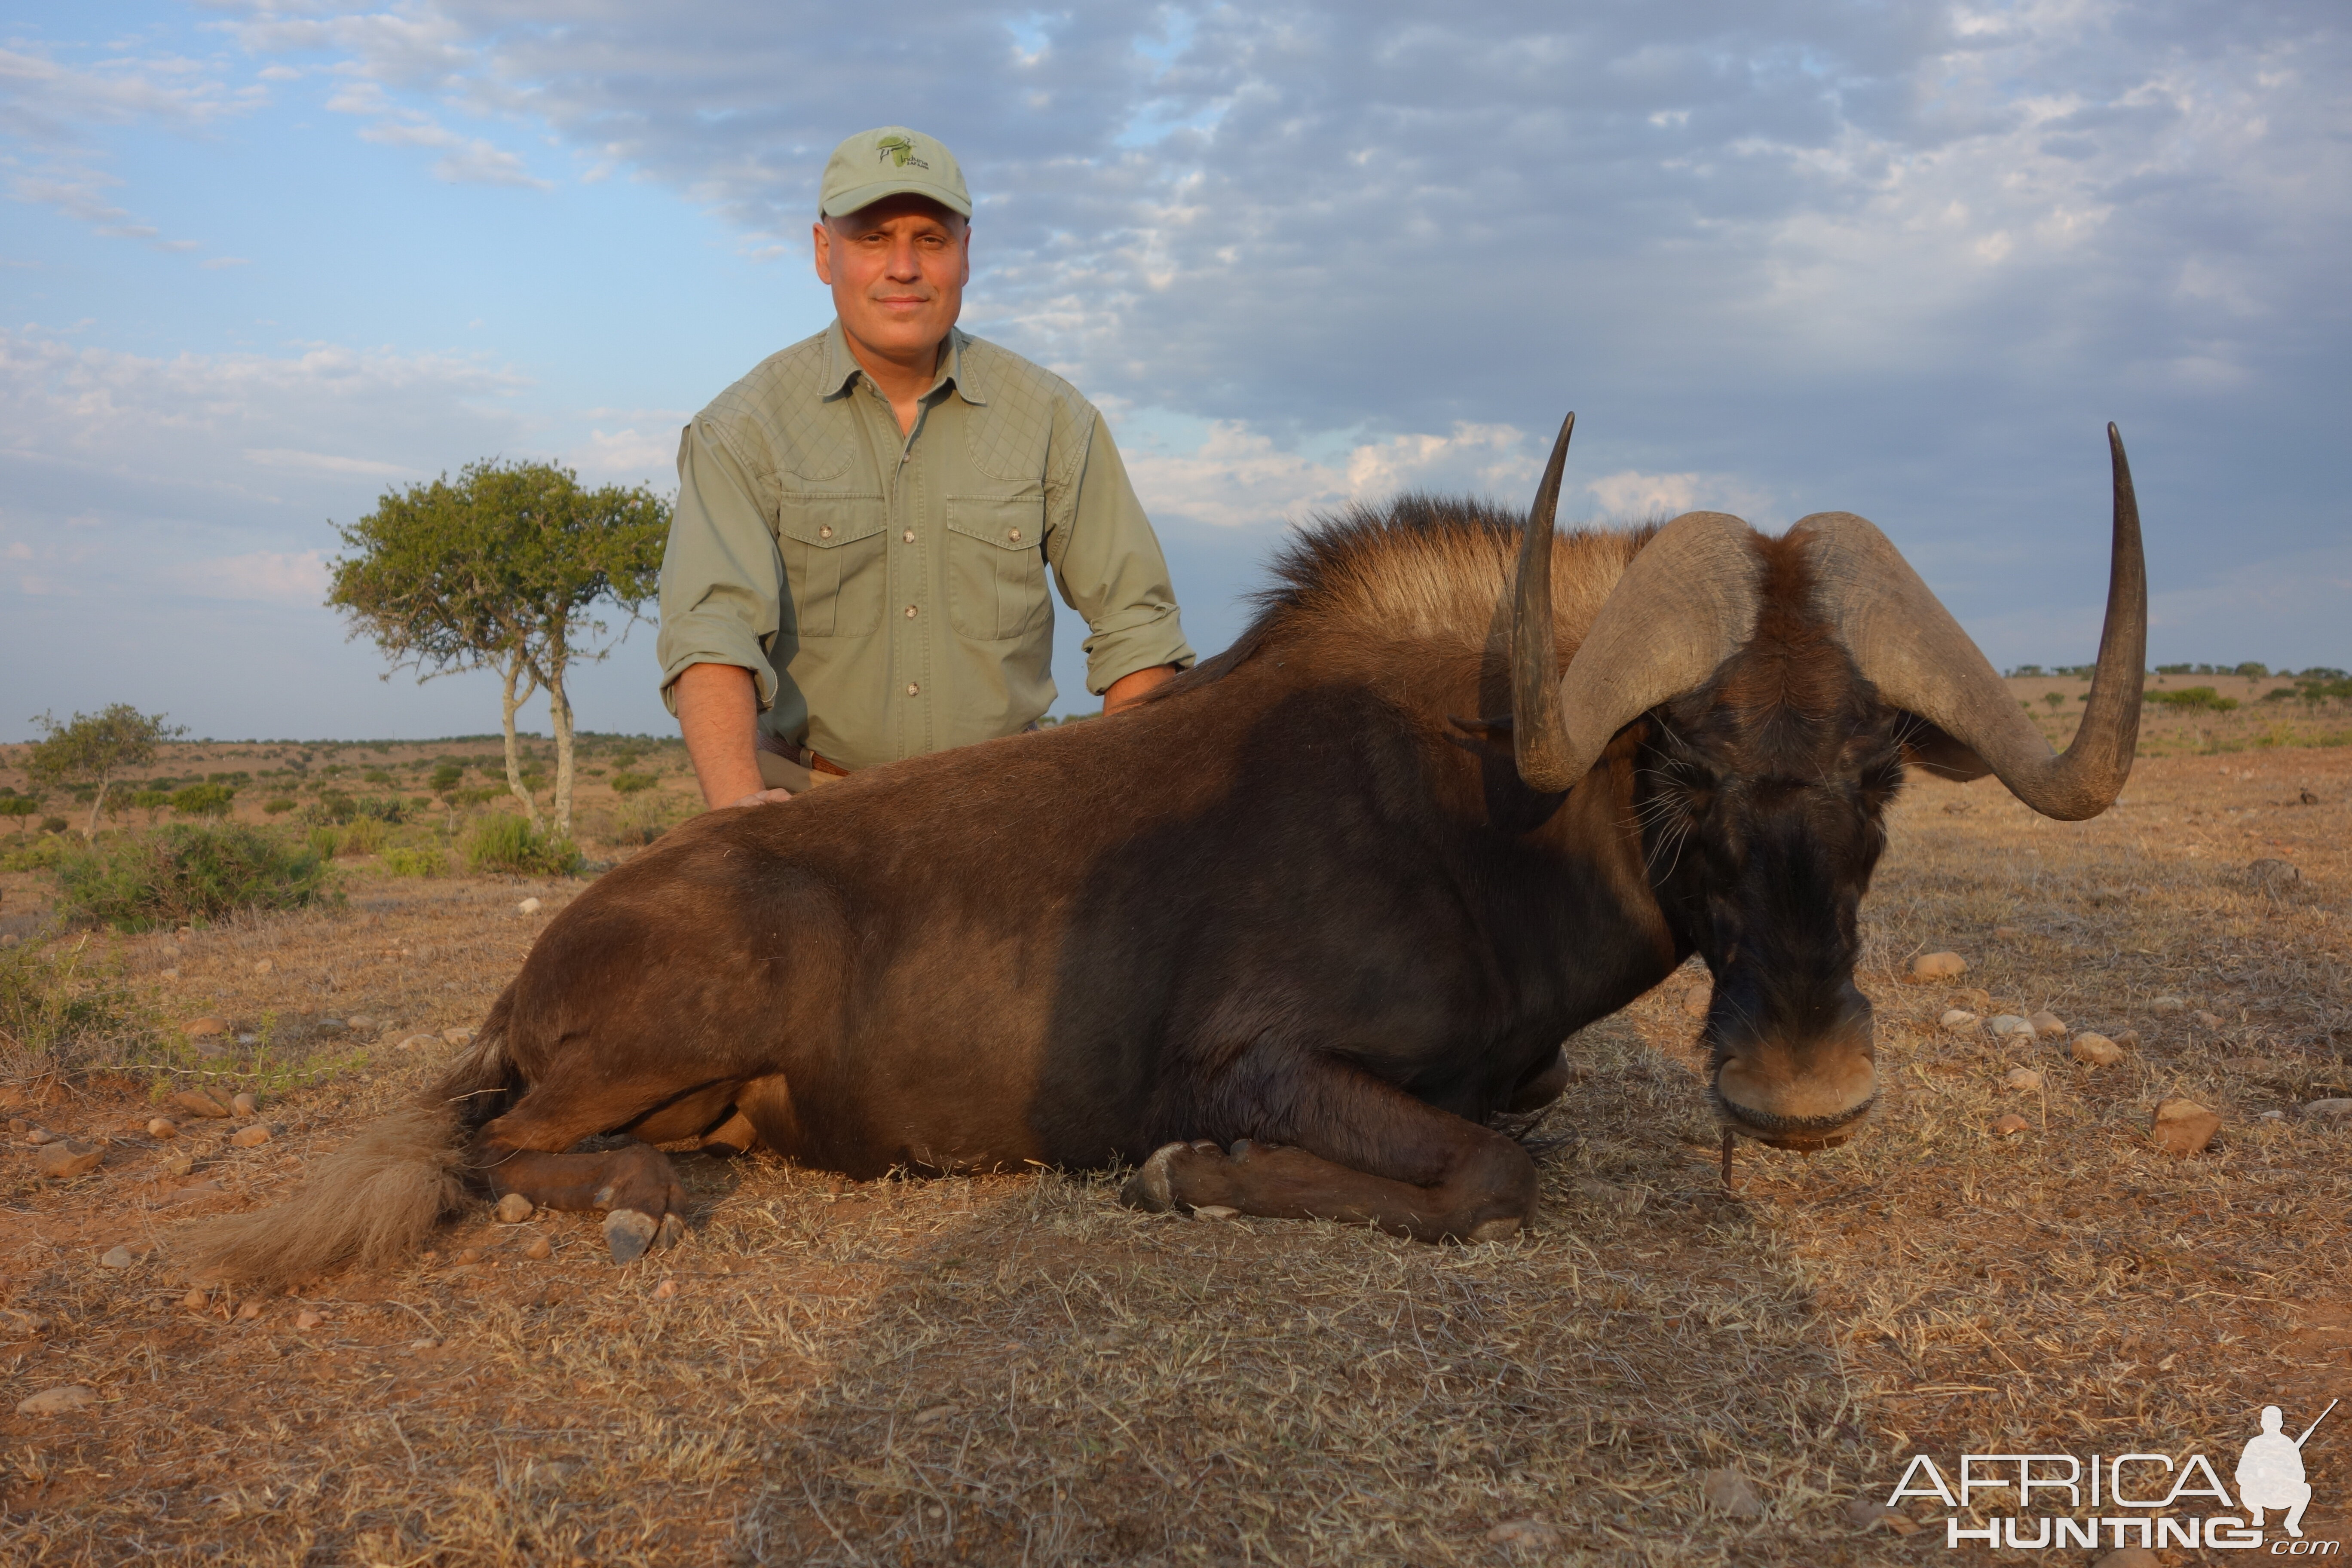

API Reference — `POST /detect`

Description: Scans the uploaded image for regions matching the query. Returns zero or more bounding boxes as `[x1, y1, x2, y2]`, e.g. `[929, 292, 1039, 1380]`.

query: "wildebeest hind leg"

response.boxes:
[471, 1085, 693, 1264]
[1119, 1059, 1537, 1243]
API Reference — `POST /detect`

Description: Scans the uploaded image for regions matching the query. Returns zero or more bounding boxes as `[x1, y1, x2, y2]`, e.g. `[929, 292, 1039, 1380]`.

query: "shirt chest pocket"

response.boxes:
[777, 493, 887, 638]
[944, 494, 1049, 642]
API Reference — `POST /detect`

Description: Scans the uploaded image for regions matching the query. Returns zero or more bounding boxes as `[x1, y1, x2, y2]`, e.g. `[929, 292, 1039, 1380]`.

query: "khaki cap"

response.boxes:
[819, 126, 972, 219]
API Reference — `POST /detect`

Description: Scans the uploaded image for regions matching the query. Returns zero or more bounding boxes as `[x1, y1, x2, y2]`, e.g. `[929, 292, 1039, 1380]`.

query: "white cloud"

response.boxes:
[243, 447, 419, 478]
[1126, 419, 1542, 530]
[179, 548, 332, 603]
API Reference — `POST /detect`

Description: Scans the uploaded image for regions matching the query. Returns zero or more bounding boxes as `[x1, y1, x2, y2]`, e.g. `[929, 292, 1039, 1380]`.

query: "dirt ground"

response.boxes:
[1, 744, 2346, 1566]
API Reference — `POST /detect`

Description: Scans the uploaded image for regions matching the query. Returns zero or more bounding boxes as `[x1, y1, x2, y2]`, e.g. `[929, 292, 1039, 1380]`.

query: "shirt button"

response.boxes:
[1008, 528, 1022, 542]
[904, 605, 917, 619]
[902, 529, 915, 543]
[818, 525, 833, 539]
[905, 682, 920, 697]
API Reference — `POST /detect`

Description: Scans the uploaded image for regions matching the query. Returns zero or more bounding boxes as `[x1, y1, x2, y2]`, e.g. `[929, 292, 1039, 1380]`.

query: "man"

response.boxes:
[658, 125, 1194, 808]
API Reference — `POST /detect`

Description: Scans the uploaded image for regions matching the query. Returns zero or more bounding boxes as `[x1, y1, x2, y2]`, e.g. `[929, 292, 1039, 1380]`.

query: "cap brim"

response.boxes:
[822, 178, 972, 219]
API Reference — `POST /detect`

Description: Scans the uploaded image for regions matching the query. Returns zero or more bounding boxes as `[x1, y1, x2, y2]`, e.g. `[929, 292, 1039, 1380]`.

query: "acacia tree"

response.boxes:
[26, 705, 183, 839]
[326, 459, 668, 839]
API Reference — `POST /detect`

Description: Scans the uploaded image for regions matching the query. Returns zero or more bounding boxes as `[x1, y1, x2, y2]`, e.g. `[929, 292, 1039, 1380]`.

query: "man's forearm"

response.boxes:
[675, 662, 768, 808]
[1103, 663, 1181, 715]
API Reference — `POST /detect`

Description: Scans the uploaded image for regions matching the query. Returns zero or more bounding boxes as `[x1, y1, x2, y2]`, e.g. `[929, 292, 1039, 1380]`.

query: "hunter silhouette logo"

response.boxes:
[875, 135, 931, 170]
[2242, 1399, 2334, 1539]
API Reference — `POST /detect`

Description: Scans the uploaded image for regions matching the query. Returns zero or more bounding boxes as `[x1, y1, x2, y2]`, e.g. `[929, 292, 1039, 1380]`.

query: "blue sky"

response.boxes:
[3, 1, 2346, 741]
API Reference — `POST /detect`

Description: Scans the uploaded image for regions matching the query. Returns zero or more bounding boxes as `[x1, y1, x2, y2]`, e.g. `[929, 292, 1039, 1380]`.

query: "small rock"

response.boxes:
[454, 1247, 483, 1266]
[496, 1192, 536, 1223]
[99, 1245, 135, 1269]
[2299, 788, 2320, 805]
[157, 1182, 223, 1207]
[1988, 1014, 2034, 1038]
[2027, 1011, 2067, 1038]
[1193, 1204, 1240, 1220]
[1908, 952, 1967, 983]
[2248, 858, 2300, 888]
[2071, 1032, 2125, 1067]
[35, 1140, 102, 1179]
[518, 897, 543, 915]
[2150, 996, 2186, 1014]
[2094, 1547, 2161, 1568]
[295, 1309, 324, 1330]
[159, 967, 179, 980]
[1991, 925, 2022, 940]
[395, 1034, 440, 1052]
[912, 1403, 957, 1427]
[184, 1016, 228, 1038]
[1682, 983, 1710, 1019]
[231, 1092, 257, 1116]
[1939, 1008, 1981, 1032]
[1990, 1113, 2031, 1136]
[1947, 986, 1992, 1011]
[1485, 1516, 1562, 1548]
[236, 1300, 262, 1320]
[346, 1014, 379, 1032]
[160, 1147, 195, 1176]
[2260, 1110, 2285, 1121]
[315, 1017, 347, 1034]
[2112, 1028, 2141, 1048]
[524, 1235, 553, 1260]
[147, 1117, 178, 1139]
[442, 1026, 476, 1047]
[1701, 1466, 1764, 1518]
[252, 958, 273, 975]
[1, 1307, 53, 1338]
[2003, 1067, 2042, 1093]
[652, 1277, 678, 1299]
[2151, 1098, 2221, 1157]
[2301, 1098, 2352, 1122]
[230, 1124, 273, 1148]
[2192, 1009, 2226, 1029]
[181, 1288, 208, 1311]
[172, 1089, 231, 1119]
[1846, 1498, 1920, 1534]
[25, 1127, 56, 1145]
[15, 1385, 95, 1417]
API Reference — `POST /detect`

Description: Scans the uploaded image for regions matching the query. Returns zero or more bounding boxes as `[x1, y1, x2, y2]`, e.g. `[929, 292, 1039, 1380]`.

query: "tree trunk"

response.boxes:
[499, 652, 545, 832]
[83, 774, 111, 841]
[548, 640, 576, 841]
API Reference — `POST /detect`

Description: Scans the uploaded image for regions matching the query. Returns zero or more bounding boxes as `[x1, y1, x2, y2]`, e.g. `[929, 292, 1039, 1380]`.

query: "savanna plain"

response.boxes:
[0, 689, 2346, 1567]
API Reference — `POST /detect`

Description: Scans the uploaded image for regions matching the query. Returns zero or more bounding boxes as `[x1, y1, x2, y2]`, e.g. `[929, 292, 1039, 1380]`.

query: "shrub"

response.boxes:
[609, 771, 658, 795]
[308, 825, 344, 859]
[2148, 687, 2238, 712]
[467, 815, 581, 876]
[264, 797, 297, 815]
[55, 825, 334, 931]
[40, 816, 69, 835]
[429, 763, 463, 793]
[0, 939, 160, 1079]
[340, 816, 390, 856]
[171, 782, 237, 818]
[455, 785, 509, 807]
[363, 769, 393, 785]
[1, 796, 39, 834]
[380, 845, 447, 878]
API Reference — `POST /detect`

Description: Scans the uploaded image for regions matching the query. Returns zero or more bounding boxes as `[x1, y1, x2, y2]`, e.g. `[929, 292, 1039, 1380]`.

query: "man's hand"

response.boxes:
[676, 662, 780, 809]
[1103, 663, 1181, 715]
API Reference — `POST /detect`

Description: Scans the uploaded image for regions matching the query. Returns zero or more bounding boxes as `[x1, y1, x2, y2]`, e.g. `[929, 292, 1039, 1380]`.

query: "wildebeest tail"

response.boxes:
[179, 995, 524, 1289]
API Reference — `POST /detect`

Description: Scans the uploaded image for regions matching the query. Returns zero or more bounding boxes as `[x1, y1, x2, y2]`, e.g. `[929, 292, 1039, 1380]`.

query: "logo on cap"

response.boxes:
[876, 135, 931, 171]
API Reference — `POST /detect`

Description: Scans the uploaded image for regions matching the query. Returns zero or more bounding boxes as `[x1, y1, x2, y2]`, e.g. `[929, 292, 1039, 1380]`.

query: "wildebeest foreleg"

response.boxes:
[1119, 1060, 1537, 1243]
[470, 1084, 694, 1264]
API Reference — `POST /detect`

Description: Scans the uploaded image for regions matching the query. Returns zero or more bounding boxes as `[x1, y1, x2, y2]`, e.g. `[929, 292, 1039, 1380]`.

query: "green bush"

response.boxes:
[40, 816, 68, 835]
[55, 825, 335, 931]
[264, 797, 297, 815]
[0, 940, 159, 1079]
[340, 815, 390, 856]
[308, 825, 344, 859]
[0, 833, 74, 873]
[1, 796, 39, 833]
[609, 771, 658, 795]
[429, 763, 464, 793]
[380, 845, 447, 878]
[171, 782, 237, 818]
[454, 785, 509, 807]
[2148, 686, 2238, 712]
[466, 815, 581, 876]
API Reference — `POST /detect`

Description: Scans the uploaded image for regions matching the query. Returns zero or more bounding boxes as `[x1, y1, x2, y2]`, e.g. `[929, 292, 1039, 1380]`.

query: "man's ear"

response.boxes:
[1898, 715, 1995, 782]
[811, 219, 833, 285]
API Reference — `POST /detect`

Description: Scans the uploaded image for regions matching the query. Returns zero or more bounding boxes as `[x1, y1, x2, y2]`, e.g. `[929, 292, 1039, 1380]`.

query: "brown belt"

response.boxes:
[756, 731, 851, 777]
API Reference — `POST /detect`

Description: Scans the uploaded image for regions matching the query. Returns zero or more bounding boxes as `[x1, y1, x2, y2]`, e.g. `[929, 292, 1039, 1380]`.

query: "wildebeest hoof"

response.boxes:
[603, 1208, 659, 1263]
[1119, 1142, 1187, 1212]
[1468, 1216, 1522, 1243]
[656, 1212, 685, 1250]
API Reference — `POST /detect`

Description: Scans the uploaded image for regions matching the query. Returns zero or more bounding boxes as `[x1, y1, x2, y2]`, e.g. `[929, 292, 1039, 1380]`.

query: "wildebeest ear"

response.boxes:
[1897, 716, 1995, 782]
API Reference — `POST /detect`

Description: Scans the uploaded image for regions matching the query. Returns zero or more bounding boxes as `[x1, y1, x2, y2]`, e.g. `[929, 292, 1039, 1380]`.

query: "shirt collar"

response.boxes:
[821, 322, 986, 406]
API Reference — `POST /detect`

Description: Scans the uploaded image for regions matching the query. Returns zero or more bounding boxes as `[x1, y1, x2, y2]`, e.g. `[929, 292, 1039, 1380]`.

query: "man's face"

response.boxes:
[812, 196, 970, 362]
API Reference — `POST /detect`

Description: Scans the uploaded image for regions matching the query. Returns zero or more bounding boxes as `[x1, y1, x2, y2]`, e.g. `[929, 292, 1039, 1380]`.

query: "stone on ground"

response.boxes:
[2094, 1547, 2161, 1568]
[2151, 1099, 2221, 1157]
[2193, 1009, 2226, 1029]
[495, 1192, 535, 1223]
[252, 958, 273, 975]
[1940, 1009, 1981, 1033]
[35, 1140, 101, 1179]
[230, 1124, 273, 1147]
[146, 1117, 177, 1139]
[524, 1235, 553, 1260]
[2027, 1011, 2067, 1037]
[2248, 857, 2299, 888]
[99, 1245, 135, 1269]
[2150, 996, 2186, 1014]
[1683, 983, 1710, 1018]
[184, 1016, 228, 1038]
[2071, 1032, 2125, 1066]
[518, 897, 543, 915]
[1988, 1014, 2033, 1038]
[15, 1385, 95, 1417]
[171, 1089, 230, 1119]
[1485, 1517, 1562, 1548]
[231, 1092, 257, 1117]
[443, 1027, 476, 1047]
[1700, 1466, 1764, 1517]
[2003, 1067, 2043, 1093]
[1990, 1113, 2031, 1137]
[396, 1034, 440, 1052]
[1908, 952, 1967, 983]
[294, 1309, 324, 1330]
[2301, 1098, 2352, 1122]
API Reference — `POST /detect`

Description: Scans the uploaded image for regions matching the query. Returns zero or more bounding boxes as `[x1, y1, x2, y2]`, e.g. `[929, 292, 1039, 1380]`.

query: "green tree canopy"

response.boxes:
[326, 459, 668, 839]
[26, 704, 183, 839]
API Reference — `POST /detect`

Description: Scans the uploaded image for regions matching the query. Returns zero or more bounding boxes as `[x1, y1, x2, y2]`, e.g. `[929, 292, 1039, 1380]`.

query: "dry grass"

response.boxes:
[1, 750, 2346, 1564]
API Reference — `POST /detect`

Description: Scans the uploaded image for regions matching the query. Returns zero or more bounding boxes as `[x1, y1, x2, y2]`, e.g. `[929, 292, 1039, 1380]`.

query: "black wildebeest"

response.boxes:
[195, 416, 2144, 1282]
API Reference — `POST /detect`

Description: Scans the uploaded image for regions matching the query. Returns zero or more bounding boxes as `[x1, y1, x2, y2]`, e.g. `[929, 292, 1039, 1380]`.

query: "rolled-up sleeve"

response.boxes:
[656, 418, 784, 714]
[1046, 411, 1197, 694]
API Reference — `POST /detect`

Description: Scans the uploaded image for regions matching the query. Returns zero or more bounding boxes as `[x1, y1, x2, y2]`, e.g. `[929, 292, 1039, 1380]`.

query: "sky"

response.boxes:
[3, 0, 2347, 742]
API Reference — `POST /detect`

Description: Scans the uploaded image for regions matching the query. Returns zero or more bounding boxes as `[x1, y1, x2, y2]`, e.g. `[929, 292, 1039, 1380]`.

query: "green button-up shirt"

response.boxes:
[656, 321, 1194, 772]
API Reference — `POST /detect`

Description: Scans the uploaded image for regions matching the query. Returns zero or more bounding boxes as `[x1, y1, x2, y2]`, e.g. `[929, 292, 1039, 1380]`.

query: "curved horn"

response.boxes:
[1794, 424, 2146, 821]
[1512, 416, 1765, 791]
